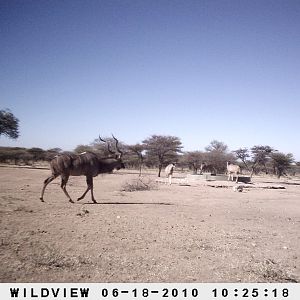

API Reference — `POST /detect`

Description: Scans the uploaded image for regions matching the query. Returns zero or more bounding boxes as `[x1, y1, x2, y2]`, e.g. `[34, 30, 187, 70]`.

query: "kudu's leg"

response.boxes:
[168, 174, 172, 185]
[60, 174, 74, 203]
[89, 177, 97, 203]
[235, 173, 239, 183]
[40, 174, 58, 202]
[77, 176, 97, 203]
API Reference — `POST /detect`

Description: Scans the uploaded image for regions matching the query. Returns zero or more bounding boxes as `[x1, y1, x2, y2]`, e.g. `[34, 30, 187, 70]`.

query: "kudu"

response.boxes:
[226, 161, 241, 183]
[165, 163, 175, 185]
[40, 135, 125, 203]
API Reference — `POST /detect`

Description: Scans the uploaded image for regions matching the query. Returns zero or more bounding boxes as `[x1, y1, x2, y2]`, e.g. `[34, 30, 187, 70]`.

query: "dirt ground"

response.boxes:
[0, 166, 299, 283]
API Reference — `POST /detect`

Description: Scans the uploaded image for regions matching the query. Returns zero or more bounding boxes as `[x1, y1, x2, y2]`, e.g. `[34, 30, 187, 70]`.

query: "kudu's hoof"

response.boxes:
[40, 197, 44, 202]
[69, 199, 74, 203]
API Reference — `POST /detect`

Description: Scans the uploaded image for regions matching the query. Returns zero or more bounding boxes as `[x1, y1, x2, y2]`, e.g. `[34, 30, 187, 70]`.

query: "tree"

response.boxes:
[205, 140, 228, 153]
[0, 109, 19, 139]
[205, 140, 235, 173]
[0, 147, 27, 164]
[143, 135, 183, 177]
[74, 144, 93, 154]
[127, 143, 145, 176]
[234, 148, 251, 171]
[44, 148, 62, 161]
[181, 151, 205, 174]
[27, 147, 46, 161]
[91, 136, 126, 157]
[271, 152, 294, 178]
[250, 145, 275, 176]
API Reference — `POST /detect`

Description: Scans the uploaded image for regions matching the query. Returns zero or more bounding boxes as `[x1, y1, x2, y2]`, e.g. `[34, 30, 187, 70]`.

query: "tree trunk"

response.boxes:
[158, 164, 162, 177]
[242, 160, 250, 172]
[250, 167, 254, 178]
[138, 156, 143, 177]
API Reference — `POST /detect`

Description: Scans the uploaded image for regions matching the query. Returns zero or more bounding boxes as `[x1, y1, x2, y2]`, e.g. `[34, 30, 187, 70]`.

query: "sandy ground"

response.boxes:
[0, 166, 299, 283]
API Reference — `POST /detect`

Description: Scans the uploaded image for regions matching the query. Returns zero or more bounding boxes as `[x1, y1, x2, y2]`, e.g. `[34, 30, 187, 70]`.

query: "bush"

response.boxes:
[121, 177, 156, 192]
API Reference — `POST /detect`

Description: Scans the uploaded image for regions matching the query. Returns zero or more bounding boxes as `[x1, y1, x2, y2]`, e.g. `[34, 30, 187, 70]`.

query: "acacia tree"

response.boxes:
[234, 148, 251, 171]
[205, 140, 228, 153]
[74, 144, 93, 154]
[181, 151, 205, 174]
[250, 145, 275, 176]
[271, 152, 294, 178]
[0, 109, 19, 139]
[204, 140, 236, 173]
[143, 135, 183, 177]
[127, 143, 145, 176]
[91, 136, 126, 157]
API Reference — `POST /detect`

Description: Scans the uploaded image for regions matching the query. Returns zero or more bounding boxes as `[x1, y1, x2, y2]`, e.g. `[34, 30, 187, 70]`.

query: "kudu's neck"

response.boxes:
[97, 158, 123, 174]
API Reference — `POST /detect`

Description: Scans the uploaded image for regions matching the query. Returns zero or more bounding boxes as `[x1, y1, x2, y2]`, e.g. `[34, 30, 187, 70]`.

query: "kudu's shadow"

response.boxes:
[79, 201, 173, 206]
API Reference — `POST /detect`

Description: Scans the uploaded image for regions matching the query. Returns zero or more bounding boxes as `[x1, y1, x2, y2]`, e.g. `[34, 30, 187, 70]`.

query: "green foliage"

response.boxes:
[205, 140, 236, 173]
[250, 145, 276, 175]
[142, 135, 183, 176]
[271, 152, 294, 178]
[181, 151, 205, 174]
[74, 144, 93, 154]
[91, 136, 126, 157]
[0, 131, 298, 179]
[27, 147, 46, 161]
[0, 147, 62, 165]
[0, 147, 28, 163]
[234, 148, 251, 170]
[0, 109, 19, 139]
[205, 140, 228, 153]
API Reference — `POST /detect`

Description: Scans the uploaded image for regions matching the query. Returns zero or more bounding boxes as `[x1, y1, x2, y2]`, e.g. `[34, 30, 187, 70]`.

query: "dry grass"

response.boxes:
[121, 176, 157, 192]
[1, 167, 299, 282]
[244, 258, 298, 282]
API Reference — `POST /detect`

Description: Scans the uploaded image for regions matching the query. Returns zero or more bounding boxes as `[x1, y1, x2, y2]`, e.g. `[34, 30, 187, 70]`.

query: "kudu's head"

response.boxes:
[99, 134, 125, 171]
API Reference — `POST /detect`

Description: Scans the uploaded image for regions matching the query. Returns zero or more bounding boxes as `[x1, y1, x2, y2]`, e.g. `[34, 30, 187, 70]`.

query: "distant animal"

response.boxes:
[227, 162, 241, 183]
[40, 135, 125, 203]
[165, 163, 175, 185]
[200, 162, 217, 175]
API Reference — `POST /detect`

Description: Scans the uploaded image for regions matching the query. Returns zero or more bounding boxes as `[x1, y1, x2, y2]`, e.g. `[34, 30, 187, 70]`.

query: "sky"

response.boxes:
[1, 0, 300, 160]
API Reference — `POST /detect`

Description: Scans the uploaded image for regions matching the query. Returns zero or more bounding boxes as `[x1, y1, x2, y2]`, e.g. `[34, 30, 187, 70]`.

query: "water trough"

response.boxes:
[186, 173, 251, 183]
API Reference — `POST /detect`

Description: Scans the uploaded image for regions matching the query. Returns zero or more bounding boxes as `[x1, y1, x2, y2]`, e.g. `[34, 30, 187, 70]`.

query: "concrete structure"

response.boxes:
[186, 173, 251, 183]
